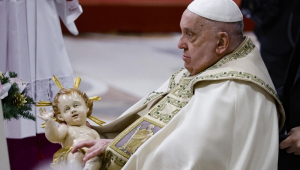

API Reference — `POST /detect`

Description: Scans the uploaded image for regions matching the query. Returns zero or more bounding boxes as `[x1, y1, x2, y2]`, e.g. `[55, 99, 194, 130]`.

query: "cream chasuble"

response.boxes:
[93, 37, 285, 170]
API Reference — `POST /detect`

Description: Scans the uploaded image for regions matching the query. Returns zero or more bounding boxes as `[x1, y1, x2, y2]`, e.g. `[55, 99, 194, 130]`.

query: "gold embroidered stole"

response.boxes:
[101, 68, 194, 170]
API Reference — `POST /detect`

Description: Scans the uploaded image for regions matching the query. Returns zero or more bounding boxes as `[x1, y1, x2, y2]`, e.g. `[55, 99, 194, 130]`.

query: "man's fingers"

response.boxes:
[83, 145, 104, 164]
[294, 150, 300, 155]
[71, 139, 112, 164]
[71, 140, 96, 153]
[84, 143, 103, 156]
[280, 137, 293, 149]
[286, 145, 297, 154]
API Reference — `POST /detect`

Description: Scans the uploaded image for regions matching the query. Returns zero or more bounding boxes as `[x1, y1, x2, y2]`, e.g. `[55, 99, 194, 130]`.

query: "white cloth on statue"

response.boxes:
[2, 0, 82, 138]
[123, 80, 279, 170]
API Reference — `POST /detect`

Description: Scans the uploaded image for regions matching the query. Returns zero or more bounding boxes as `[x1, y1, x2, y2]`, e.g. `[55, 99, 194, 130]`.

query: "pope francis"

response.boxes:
[71, 0, 285, 169]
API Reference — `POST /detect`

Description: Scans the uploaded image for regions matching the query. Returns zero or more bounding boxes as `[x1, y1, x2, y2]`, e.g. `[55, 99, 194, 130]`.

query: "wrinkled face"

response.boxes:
[57, 92, 88, 126]
[178, 10, 220, 76]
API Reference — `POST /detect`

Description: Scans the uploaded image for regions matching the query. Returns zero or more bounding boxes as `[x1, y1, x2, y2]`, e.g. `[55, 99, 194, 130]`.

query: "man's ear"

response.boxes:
[57, 114, 64, 122]
[216, 32, 229, 55]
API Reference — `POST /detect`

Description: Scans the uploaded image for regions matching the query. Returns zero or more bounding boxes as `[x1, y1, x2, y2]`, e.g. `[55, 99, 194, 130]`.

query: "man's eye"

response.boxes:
[187, 33, 193, 37]
[74, 104, 79, 107]
[65, 108, 70, 111]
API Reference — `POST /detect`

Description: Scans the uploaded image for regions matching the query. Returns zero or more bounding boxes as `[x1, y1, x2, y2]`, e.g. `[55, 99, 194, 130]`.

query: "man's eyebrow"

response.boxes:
[183, 28, 198, 35]
[183, 28, 193, 32]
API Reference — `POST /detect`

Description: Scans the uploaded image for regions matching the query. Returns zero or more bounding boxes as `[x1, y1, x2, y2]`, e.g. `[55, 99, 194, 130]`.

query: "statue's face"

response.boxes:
[57, 92, 88, 126]
[178, 10, 220, 76]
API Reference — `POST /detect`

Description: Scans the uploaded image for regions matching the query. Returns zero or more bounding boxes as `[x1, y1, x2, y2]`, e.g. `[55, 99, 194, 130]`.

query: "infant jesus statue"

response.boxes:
[36, 76, 105, 170]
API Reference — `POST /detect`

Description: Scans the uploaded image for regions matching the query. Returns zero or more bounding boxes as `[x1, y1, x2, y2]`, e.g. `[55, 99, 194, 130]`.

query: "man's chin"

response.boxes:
[184, 64, 192, 73]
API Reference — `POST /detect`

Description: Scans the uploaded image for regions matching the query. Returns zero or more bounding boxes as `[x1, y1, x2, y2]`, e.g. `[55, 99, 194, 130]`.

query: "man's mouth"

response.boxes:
[182, 55, 190, 62]
[72, 114, 79, 118]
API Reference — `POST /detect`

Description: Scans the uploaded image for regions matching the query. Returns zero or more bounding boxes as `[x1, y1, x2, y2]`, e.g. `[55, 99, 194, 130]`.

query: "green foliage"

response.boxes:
[0, 73, 9, 84]
[1, 72, 36, 121]
[9, 72, 17, 78]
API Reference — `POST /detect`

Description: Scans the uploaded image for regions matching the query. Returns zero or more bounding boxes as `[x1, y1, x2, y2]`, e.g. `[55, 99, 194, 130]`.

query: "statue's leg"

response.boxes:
[66, 151, 84, 170]
[83, 155, 102, 170]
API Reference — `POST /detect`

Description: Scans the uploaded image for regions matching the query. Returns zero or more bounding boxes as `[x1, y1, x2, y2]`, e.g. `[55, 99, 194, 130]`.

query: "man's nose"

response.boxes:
[178, 36, 187, 49]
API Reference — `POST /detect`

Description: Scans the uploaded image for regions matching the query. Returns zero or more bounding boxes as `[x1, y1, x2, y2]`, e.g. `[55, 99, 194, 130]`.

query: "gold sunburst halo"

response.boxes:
[74, 76, 81, 89]
[52, 75, 63, 89]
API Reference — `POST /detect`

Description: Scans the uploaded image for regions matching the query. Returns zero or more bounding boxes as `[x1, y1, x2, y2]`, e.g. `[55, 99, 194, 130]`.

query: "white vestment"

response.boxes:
[94, 37, 284, 170]
[123, 80, 279, 170]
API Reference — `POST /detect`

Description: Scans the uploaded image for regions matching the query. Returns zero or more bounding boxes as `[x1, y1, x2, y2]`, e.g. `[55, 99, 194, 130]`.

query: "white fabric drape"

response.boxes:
[1, 0, 82, 138]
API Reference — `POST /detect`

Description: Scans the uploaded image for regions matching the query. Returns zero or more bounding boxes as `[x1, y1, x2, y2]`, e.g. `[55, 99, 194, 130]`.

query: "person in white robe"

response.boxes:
[71, 0, 285, 169]
[0, 0, 82, 169]
[0, 0, 82, 139]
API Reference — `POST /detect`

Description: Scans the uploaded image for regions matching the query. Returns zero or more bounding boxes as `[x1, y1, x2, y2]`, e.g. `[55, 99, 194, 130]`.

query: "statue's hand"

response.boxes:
[37, 107, 54, 121]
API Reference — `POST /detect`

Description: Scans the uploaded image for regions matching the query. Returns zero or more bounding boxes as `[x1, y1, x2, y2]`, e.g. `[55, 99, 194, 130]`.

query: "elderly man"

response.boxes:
[72, 0, 285, 169]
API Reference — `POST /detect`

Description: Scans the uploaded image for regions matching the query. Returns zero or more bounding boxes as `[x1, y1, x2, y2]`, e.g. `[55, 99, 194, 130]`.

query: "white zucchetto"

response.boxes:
[187, 0, 243, 22]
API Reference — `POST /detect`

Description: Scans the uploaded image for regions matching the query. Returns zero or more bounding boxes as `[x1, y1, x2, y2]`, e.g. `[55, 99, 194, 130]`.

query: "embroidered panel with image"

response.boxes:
[110, 117, 163, 160]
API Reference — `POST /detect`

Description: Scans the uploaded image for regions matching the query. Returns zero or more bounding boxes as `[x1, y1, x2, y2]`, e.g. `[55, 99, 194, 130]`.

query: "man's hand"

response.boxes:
[37, 107, 54, 121]
[71, 139, 113, 164]
[280, 126, 300, 155]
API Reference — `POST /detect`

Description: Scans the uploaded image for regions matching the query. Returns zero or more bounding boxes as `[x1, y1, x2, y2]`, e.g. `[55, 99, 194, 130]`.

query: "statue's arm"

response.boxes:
[44, 120, 68, 143]
[37, 107, 67, 143]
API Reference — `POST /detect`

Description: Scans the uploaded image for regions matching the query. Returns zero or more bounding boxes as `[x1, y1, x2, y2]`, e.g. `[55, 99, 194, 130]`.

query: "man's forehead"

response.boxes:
[180, 10, 206, 30]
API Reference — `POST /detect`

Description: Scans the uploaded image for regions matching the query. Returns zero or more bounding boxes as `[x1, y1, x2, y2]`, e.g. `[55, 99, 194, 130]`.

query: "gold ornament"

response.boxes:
[13, 93, 27, 108]
[89, 96, 101, 101]
[52, 75, 63, 89]
[35, 101, 52, 107]
[74, 77, 81, 89]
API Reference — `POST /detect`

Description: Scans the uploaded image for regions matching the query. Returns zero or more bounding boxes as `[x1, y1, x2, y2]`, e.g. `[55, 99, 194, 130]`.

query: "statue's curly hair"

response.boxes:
[52, 88, 93, 124]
